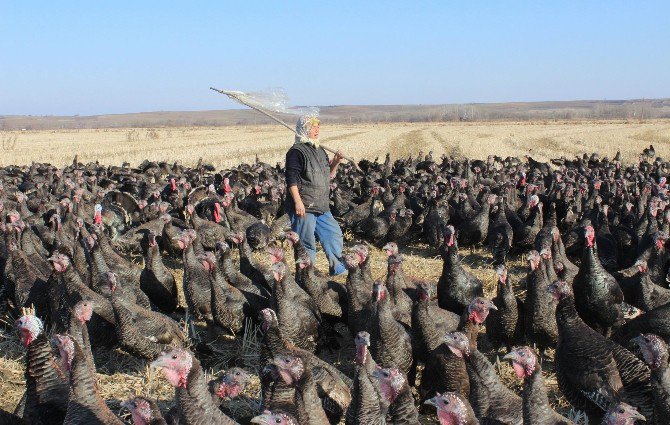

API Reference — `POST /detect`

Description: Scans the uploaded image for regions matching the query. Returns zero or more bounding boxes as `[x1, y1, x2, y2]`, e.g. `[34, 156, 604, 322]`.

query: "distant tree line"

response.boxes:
[2, 99, 669, 130]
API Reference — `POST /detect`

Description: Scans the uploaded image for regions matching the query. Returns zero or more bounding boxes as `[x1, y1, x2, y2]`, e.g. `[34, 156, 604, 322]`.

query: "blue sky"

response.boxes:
[1, 1, 668, 115]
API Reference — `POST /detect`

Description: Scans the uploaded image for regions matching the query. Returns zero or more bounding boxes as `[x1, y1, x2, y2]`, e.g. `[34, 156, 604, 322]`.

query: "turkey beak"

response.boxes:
[502, 352, 517, 362]
[120, 399, 134, 411]
[630, 410, 646, 422]
[149, 354, 169, 370]
[631, 335, 645, 348]
[250, 414, 272, 425]
[423, 396, 438, 407]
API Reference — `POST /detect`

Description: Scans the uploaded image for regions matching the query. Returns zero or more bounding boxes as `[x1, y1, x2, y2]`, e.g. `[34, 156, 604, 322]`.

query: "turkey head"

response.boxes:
[48, 253, 71, 274]
[416, 282, 432, 302]
[354, 331, 371, 365]
[280, 230, 300, 247]
[372, 367, 406, 405]
[151, 348, 194, 389]
[121, 396, 158, 425]
[352, 244, 370, 266]
[250, 410, 297, 425]
[198, 251, 217, 274]
[467, 297, 497, 325]
[503, 346, 538, 380]
[259, 308, 278, 333]
[383, 242, 399, 257]
[267, 245, 285, 264]
[424, 392, 474, 425]
[52, 334, 75, 372]
[547, 280, 572, 302]
[272, 354, 305, 386]
[270, 261, 288, 283]
[603, 402, 645, 425]
[633, 333, 668, 371]
[73, 300, 94, 324]
[444, 331, 471, 358]
[210, 367, 251, 399]
[15, 308, 43, 347]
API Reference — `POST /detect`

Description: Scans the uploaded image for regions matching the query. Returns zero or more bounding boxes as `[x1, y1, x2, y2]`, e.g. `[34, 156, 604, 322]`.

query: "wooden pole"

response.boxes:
[210, 87, 362, 173]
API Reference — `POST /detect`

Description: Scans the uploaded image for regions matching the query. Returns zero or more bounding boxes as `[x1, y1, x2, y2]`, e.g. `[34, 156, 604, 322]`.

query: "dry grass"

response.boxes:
[0, 239, 565, 423]
[1, 120, 669, 169]
[2, 119, 659, 421]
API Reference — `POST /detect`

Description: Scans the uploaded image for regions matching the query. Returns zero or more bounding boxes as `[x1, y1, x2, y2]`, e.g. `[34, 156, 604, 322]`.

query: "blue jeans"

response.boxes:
[288, 211, 347, 276]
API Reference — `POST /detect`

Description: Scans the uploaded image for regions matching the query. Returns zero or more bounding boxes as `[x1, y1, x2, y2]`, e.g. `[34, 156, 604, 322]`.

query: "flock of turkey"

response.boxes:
[1, 145, 668, 424]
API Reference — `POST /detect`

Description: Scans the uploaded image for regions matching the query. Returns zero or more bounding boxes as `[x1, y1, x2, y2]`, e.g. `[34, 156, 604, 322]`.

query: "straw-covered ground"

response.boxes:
[0, 239, 584, 424]
[1, 119, 669, 168]
[2, 119, 666, 422]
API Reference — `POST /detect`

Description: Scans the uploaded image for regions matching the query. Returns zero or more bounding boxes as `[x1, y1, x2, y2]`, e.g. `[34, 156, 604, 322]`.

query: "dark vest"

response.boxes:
[286, 143, 331, 214]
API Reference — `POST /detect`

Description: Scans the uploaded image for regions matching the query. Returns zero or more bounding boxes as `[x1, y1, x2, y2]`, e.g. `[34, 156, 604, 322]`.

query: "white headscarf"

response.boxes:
[294, 114, 320, 147]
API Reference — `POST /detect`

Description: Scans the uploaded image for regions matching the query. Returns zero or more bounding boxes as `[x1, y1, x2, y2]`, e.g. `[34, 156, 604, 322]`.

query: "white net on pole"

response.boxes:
[224, 88, 319, 117]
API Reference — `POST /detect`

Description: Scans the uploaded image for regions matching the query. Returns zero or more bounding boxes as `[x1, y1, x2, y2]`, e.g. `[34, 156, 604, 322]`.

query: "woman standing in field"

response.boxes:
[285, 115, 347, 275]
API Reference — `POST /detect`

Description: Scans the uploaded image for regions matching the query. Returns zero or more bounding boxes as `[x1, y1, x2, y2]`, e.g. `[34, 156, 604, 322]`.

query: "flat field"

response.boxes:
[1, 120, 669, 168]
[1, 120, 669, 422]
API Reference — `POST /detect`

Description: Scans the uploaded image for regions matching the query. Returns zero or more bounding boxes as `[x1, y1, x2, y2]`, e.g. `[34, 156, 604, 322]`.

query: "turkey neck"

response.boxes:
[62, 265, 87, 293]
[347, 363, 385, 425]
[18, 197, 31, 217]
[466, 350, 521, 423]
[503, 278, 520, 309]
[386, 261, 407, 299]
[413, 297, 442, 353]
[346, 265, 365, 295]
[209, 269, 243, 333]
[272, 278, 309, 349]
[651, 362, 670, 420]
[300, 267, 321, 297]
[110, 289, 136, 342]
[176, 357, 237, 425]
[291, 240, 308, 262]
[551, 236, 572, 267]
[145, 244, 165, 274]
[355, 343, 378, 375]
[189, 211, 206, 229]
[582, 245, 605, 275]
[545, 205, 558, 228]
[67, 340, 122, 424]
[555, 296, 585, 333]
[527, 206, 543, 230]
[476, 200, 491, 220]
[182, 243, 201, 272]
[371, 294, 411, 373]
[90, 243, 111, 287]
[260, 321, 284, 365]
[217, 248, 240, 282]
[648, 247, 668, 285]
[67, 315, 96, 386]
[360, 256, 374, 284]
[387, 380, 419, 425]
[97, 231, 130, 268]
[458, 313, 480, 350]
[521, 363, 557, 425]
[24, 332, 69, 418]
[542, 257, 559, 283]
[274, 274, 304, 301]
[294, 369, 329, 425]
[441, 243, 462, 272]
